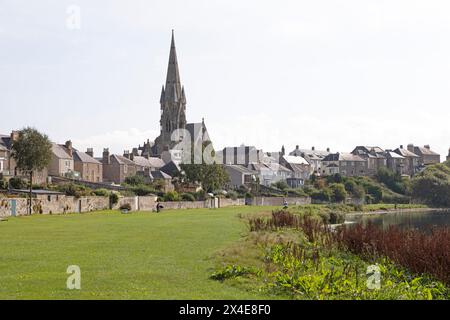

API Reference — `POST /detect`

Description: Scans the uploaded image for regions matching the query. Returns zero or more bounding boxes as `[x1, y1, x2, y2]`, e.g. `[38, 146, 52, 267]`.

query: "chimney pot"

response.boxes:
[424, 145, 430, 150]
[400, 145, 403, 149]
[327, 148, 330, 152]
[312, 146, 315, 151]
[86, 148, 94, 158]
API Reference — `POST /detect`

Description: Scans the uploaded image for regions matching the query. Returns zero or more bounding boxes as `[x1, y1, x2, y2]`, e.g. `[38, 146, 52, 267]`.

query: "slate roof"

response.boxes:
[394, 148, 419, 158]
[0, 135, 12, 150]
[385, 151, 405, 159]
[73, 150, 101, 164]
[150, 170, 172, 180]
[112, 154, 136, 165]
[414, 146, 440, 156]
[52, 143, 72, 159]
[224, 164, 256, 175]
[133, 156, 165, 169]
[160, 161, 181, 176]
[323, 153, 365, 162]
[282, 155, 309, 165]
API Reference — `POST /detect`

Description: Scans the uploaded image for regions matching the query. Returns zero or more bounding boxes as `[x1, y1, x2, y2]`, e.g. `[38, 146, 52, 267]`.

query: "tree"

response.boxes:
[11, 128, 52, 215]
[411, 161, 450, 207]
[329, 183, 347, 203]
[180, 141, 229, 193]
[273, 180, 289, 191]
[124, 175, 145, 186]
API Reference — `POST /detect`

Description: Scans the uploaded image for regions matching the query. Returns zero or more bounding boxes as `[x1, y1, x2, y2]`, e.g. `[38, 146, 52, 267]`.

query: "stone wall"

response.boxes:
[249, 196, 311, 206]
[218, 198, 246, 208]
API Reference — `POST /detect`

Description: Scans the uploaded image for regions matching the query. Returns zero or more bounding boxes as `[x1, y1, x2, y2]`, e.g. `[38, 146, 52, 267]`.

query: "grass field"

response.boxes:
[0, 207, 276, 300]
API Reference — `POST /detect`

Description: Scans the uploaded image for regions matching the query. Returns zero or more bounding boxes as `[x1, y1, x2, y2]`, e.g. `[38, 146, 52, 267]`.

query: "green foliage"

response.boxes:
[329, 183, 347, 203]
[272, 180, 289, 191]
[9, 177, 28, 189]
[376, 167, 407, 194]
[411, 162, 450, 207]
[93, 188, 110, 197]
[181, 193, 196, 202]
[55, 183, 93, 198]
[0, 179, 7, 190]
[311, 188, 332, 202]
[11, 128, 52, 174]
[163, 191, 180, 202]
[124, 175, 145, 186]
[109, 192, 119, 206]
[225, 190, 238, 200]
[210, 265, 260, 281]
[181, 164, 229, 193]
[129, 185, 156, 196]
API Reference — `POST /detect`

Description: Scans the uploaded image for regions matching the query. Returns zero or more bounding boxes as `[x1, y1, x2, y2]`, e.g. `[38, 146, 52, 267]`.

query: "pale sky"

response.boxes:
[0, 0, 449, 159]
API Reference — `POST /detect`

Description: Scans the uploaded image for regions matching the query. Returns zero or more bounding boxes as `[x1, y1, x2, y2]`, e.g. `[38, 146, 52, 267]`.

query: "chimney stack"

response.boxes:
[312, 146, 315, 151]
[326, 147, 330, 152]
[407, 144, 414, 153]
[86, 148, 94, 158]
[65, 140, 73, 157]
[123, 150, 130, 159]
[424, 145, 430, 150]
[296, 145, 299, 150]
[103, 148, 110, 165]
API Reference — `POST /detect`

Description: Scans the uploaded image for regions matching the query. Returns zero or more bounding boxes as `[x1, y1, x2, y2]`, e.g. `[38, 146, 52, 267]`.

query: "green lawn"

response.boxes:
[0, 206, 275, 300]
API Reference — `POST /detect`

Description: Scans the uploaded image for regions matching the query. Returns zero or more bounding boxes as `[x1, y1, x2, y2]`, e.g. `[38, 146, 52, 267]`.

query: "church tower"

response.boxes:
[154, 30, 187, 155]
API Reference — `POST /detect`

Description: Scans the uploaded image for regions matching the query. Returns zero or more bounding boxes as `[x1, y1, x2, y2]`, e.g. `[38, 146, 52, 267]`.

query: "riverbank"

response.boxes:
[346, 207, 448, 217]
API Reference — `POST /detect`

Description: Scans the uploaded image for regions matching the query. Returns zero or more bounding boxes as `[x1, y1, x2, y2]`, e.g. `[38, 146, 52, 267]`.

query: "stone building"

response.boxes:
[289, 146, 331, 175]
[100, 149, 139, 184]
[321, 152, 367, 177]
[49, 141, 75, 178]
[393, 145, 419, 176]
[407, 144, 440, 166]
[73, 149, 103, 183]
[351, 146, 387, 176]
[384, 150, 406, 175]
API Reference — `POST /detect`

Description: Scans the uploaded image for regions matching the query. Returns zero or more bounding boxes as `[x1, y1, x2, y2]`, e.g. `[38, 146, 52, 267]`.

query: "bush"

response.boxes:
[124, 175, 145, 186]
[93, 188, 110, 197]
[329, 183, 347, 203]
[109, 192, 119, 206]
[163, 191, 180, 202]
[0, 179, 7, 190]
[181, 193, 195, 202]
[311, 188, 332, 202]
[56, 183, 92, 198]
[225, 190, 238, 200]
[272, 181, 289, 191]
[130, 185, 156, 196]
[9, 177, 27, 189]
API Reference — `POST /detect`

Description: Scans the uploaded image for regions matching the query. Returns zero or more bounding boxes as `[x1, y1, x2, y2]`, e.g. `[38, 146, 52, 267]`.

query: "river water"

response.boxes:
[346, 210, 450, 231]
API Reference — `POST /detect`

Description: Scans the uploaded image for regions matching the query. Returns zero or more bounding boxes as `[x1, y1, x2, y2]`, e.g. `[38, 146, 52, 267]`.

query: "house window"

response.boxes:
[124, 165, 128, 173]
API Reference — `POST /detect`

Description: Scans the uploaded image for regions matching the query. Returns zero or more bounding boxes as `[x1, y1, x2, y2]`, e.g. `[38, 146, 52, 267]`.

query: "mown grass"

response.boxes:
[0, 206, 278, 300]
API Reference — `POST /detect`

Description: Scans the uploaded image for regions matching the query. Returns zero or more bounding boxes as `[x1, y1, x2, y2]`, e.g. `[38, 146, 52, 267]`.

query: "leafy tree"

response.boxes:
[11, 128, 52, 215]
[180, 141, 229, 193]
[329, 183, 347, 203]
[311, 188, 332, 202]
[376, 167, 406, 194]
[411, 162, 450, 207]
[8, 177, 28, 189]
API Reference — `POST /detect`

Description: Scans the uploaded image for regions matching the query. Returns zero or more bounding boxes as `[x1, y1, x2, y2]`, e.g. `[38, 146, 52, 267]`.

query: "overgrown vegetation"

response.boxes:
[411, 160, 450, 208]
[211, 210, 449, 300]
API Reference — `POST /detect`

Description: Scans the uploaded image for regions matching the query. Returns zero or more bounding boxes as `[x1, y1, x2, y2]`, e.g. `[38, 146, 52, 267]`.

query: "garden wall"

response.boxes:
[249, 196, 311, 206]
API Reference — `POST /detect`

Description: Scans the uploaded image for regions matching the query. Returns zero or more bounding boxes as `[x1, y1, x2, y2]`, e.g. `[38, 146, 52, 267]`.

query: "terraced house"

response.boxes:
[321, 152, 367, 177]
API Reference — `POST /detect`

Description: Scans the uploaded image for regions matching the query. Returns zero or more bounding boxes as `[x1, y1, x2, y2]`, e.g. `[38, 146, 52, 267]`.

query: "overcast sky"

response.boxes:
[1, 0, 449, 158]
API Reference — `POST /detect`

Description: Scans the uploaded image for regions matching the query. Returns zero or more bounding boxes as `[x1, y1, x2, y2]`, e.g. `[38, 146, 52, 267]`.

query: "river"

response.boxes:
[346, 209, 450, 231]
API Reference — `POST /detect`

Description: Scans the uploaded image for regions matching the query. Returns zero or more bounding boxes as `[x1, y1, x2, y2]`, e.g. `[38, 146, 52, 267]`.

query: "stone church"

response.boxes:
[152, 31, 211, 160]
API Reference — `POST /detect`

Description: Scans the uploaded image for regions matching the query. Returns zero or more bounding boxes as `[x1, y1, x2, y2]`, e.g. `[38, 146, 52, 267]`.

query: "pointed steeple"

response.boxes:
[164, 30, 182, 102]
[160, 85, 165, 104]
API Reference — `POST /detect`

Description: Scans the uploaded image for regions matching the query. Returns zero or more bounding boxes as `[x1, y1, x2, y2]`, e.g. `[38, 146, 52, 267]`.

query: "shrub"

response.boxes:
[109, 192, 119, 206]
[311, 188, 332, 202]
[163, 191, 180, 202]
[329, 183, 347, 203]
[9, 177, 27, 189]
[181, 193, 195, 202]
[0, 179, 7, 190]
[272, 181, 289, 191]
[225, 190, 238, 200]
[130, 185, 156, 196]
[124, 175, 145, 186]
[93, 188, 110, 197]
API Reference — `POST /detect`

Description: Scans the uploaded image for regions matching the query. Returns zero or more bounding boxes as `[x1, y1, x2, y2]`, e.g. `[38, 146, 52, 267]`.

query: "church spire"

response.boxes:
[164, 30, 182, 102]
